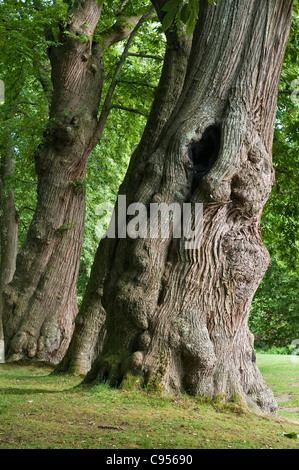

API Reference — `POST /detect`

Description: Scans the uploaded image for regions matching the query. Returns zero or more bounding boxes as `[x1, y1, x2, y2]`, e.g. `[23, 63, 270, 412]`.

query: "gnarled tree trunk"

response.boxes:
[58, 0, 292, 415]
[2, 0, 140, 363]
[56, 19, 193, 375]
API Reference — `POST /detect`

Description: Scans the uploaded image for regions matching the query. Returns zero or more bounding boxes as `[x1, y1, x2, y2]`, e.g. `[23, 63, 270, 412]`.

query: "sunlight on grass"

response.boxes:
[257, 354, 299, 422]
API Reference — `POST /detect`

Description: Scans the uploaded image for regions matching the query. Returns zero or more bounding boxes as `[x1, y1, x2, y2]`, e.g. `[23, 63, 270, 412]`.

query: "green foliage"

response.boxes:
[0, 0, 65, 244]
[71, 178, 86, 194]
[250, 7, 299, 350]
[249, 260, 298, 348]
[256, 345, 296, 355]
[161, 0, 220, 36]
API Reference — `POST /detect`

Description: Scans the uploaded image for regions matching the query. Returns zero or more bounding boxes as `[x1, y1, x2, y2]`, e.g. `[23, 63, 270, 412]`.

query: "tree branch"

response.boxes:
[115, 0, 130, 16]
[17, 206, 36, 218]
[110, 104, 149, 118]
[15, 178, 37, 185]
[278, 89, 292, 95]
[276, 184, 299, 195]
[95, 8, 154, 142]
[35, 65, 53, 102]
[117, 79, 157, 89]
[275, 166, 299, 185]
[19, 219, 28, 232]
[127, 53, 164, 61]
[70, 0, 104, 39]
[100, 16, 143, 49]
[98, 3, 154, 49]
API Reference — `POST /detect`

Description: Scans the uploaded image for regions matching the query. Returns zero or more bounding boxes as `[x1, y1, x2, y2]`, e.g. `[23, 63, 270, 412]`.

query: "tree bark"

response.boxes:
[2, 0, 141, 363]
[59, 0, 293, 415]
[0, 139, 18, 362]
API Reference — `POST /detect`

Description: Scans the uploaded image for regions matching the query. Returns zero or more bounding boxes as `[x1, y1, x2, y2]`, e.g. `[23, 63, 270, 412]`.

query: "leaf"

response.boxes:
[190, 0, 200, 13]
[180, 3, 190, 24]
[185, 8, 196, 35]
[161, 8, 177, 32]
[281, 432, 299, 439]
[162, 0, 182, 12]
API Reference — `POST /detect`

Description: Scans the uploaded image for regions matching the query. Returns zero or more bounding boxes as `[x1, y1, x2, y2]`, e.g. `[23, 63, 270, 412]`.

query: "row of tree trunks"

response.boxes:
[58, 0, 293, 416]
[2, 0, 140, 363]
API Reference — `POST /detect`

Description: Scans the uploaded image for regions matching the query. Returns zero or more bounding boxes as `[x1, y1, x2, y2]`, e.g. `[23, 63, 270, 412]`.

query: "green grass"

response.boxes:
[0, 355, 298, 449]
[257, 354, 299, 422]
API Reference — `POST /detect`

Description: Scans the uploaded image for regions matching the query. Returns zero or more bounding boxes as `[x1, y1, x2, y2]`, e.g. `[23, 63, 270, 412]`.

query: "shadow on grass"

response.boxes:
[0, 387, 62, 396]
[0, 360, 56, 369]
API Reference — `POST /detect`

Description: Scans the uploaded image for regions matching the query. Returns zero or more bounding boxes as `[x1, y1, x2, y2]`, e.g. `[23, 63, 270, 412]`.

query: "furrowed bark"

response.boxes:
[2, 0, 142, 363]
[68, 0, 292, 416]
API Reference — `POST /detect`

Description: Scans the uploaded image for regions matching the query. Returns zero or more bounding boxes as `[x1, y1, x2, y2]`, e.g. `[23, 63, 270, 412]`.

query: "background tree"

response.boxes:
[0, 1, 51, 357]
[0, 0, 164, 363]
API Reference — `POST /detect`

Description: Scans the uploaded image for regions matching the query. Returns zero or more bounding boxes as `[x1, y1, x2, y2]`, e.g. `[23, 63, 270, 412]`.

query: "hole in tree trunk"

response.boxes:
[188, 125, 221, 189]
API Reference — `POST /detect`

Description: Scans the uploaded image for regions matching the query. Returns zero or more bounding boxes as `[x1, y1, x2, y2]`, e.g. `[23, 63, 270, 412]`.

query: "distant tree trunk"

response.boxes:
[0, 139, 18, 361]
[59, 0, 293, 415]
[2, 0, 140, 363]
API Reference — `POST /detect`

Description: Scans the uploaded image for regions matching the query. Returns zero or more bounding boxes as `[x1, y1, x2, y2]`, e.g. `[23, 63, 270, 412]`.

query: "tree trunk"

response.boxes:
[56, 22, 193, 375]
[60, 0, 292, 415]
[2, 0, 140, 363]
[0, 139, 18, 362]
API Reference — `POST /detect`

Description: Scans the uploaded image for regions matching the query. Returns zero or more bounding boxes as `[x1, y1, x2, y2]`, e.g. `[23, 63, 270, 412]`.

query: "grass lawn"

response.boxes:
[0, 354, 298, 449]
[257, 354, 299, 423]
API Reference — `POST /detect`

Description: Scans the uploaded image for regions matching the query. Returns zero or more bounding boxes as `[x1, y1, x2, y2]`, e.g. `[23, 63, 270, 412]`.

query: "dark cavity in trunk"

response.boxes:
[188, 126, 221, 190]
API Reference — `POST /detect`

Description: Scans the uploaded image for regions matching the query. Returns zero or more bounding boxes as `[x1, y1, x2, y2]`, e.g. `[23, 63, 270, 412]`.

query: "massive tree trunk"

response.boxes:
[56, 18, 193, 375]
[2, 0, 140, 363]
[0, 139, 18, 362]
[58, 0, 292, 415]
